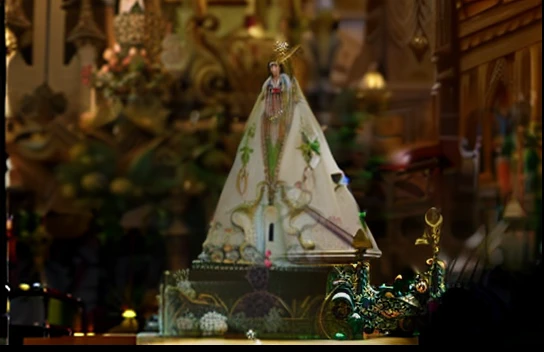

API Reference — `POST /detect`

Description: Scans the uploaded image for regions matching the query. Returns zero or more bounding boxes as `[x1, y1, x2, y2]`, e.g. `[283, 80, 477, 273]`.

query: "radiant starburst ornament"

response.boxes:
[274, 41, 289, 54]
[273, 41, 301, 64]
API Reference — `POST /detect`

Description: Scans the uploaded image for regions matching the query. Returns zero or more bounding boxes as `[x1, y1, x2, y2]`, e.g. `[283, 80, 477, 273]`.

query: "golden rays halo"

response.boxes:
[272, 41, 301, 65]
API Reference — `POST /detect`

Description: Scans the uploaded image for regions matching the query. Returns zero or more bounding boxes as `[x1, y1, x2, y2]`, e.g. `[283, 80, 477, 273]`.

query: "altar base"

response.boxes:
[160, 264, 333, 339]
[137, 333, 417, 345]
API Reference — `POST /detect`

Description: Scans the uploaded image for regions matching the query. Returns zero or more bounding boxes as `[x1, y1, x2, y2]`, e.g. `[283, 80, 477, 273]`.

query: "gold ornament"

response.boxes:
[409, 0, 430, 62]
[270, 40, 301, 66]
[69, 143, 88, 161]
[409, 33, 429, 62]
[5, 27, 18, 58]
[110, 178, 133, 195]
[81, 172, 107, 191]
[61, 184, 76, 198]
[415, 279, 428, 294]
[133, 187, 144, 197]
[80, 156, 93, 165]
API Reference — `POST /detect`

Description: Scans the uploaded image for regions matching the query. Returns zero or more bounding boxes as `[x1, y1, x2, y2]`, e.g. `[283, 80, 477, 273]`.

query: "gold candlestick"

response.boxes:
[193, 0, 208, 17]
[104, 1, 116, 48]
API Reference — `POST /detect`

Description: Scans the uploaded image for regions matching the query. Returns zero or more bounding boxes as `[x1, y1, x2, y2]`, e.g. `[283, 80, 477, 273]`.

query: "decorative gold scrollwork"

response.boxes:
[415, 207, 443, 257]
[236, 168, 249, 195]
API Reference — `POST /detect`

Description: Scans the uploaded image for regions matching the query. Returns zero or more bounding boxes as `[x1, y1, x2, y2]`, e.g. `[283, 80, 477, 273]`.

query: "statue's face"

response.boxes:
[270, 64, 280, 77]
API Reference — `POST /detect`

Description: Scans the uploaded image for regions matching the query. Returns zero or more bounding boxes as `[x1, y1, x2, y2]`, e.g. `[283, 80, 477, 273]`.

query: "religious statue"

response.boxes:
[197, 42, 381, 266]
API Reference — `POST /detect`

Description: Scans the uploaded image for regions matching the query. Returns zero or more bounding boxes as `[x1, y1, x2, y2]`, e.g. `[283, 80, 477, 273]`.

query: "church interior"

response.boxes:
[2, 0, 542, 346]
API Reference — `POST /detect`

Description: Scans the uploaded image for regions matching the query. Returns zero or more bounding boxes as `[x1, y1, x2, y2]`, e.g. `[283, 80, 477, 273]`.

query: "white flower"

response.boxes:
[199, 311, 228, 336]
[176, 314, 197, 332]
[177, 280, 197, 299]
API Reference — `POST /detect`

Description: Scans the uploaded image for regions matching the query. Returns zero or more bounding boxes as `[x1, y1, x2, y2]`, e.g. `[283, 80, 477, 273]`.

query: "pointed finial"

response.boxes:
[67, 0, 106, 47]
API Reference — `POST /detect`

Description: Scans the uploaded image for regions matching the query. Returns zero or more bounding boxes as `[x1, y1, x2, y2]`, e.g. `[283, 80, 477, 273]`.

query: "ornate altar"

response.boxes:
[155, 207, 446, 341]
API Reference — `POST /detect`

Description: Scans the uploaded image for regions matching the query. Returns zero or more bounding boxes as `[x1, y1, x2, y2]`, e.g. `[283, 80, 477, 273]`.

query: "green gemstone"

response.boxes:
[334, 332, 347, 340]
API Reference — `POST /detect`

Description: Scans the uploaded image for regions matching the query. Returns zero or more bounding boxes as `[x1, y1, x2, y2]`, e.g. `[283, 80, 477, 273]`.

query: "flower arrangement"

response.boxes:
[93, 44, 171, 104]
[199, 311, 229, 337]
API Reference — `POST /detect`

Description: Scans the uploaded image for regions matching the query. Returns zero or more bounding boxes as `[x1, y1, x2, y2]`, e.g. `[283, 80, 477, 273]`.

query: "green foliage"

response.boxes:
[347, 156, 386, 189]
[56, 141, 118, 203]
[500, 133, 515, 157]
[56, 111, 231, 243]
[523, 126, 542, 233]
[239, 124, 256, 167]
[327, 89, 371, 154]
[55, 40, 236, 244]
[14, 211, 42, 241]
[127, 145, 155, 185]
[298, 131, 321, 164]
[325, 89, 386, 191]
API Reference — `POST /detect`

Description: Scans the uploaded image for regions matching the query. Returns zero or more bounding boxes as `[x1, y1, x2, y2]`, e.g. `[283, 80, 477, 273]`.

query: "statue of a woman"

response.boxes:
[198, 42, 381, 266]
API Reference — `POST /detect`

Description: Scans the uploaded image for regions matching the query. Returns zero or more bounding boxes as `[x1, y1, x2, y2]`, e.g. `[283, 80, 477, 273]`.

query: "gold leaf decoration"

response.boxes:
[122, 100, 170, 135]
[409, 33, 429, 62]
[415, 237, 429, 246]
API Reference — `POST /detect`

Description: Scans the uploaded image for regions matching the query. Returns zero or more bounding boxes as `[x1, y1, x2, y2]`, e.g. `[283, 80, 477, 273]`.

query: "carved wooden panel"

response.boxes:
[458, 0, 500, 21]
[460, 4, 542, 53]
[207, 0, 247, 5]
[162, 0, 247, 5]
[458, 0, 542, 54]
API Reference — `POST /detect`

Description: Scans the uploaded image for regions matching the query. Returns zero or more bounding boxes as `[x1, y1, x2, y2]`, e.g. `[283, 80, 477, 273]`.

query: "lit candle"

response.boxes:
[193, 0, 208, 17]
[246, 0, 256, 15]
[103, 0, 116, 48]
[90, 88, 97, 115]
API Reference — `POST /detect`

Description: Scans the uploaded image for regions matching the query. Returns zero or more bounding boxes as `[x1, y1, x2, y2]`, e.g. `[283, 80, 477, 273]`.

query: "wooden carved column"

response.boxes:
[1, 3, 7, 334]
[103, 0, 117, 48]
[192, 0, 208, 17]
[430, 0, 461, 243]
[529, 43, 542, 123]
[67, 0, 106, 115]
[4, 0, 32, 118]
[432, 0, 460, 168]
